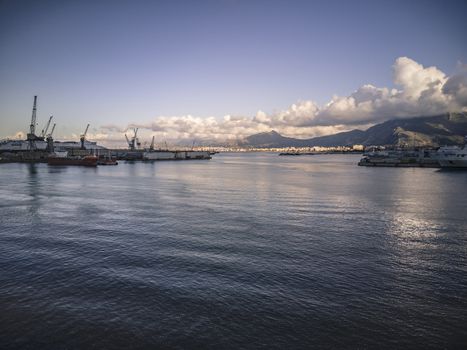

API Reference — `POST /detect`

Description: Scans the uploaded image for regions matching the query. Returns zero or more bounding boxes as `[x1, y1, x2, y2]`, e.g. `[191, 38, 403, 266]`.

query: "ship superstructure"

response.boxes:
[436, 137, 467, 168]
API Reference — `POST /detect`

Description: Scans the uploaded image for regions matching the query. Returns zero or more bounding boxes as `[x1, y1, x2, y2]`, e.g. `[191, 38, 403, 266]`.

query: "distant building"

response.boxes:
[352, 144, 364, 151]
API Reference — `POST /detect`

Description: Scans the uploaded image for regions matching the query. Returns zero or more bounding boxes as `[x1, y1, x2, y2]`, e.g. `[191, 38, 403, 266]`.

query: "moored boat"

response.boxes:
[436, 136, 467, 168]
[436, 147, 467, 168]
[97, 158, 118, 165]
[279, 152, 301, 156]
[48, 155, 98, 166]
[358, 149, 440, 167]
[97, 151, 118, 165]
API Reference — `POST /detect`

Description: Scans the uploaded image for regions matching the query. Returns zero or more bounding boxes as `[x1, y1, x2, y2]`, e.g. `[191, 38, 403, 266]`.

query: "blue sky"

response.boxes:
[1, 0, 466, 142]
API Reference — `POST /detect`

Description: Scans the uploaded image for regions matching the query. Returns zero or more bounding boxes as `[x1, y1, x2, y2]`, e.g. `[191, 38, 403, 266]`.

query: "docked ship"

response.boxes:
[0, 139, 48, 152]
[358, 149, 440, 167]
[97, 158, 118, 165]
[279, 152, 301, 156]
[142, 150, 212, 160]
[97, 151, 118, 165]
[125, 132, 211, 161]
[48, 152, 98, 167]
[436, 137, 467, 168]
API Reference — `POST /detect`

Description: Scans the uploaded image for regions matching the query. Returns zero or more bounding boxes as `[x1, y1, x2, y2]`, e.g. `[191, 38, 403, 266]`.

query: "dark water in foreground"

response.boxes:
[1, 153, 467, 349]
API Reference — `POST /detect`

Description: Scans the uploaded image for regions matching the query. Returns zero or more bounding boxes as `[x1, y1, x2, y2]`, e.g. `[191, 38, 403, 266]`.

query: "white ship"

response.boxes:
[436, 138, 467, 168]
[53, 140, 106, 150]
[0, 139, 48, 152]
[358, 149, 439, 167]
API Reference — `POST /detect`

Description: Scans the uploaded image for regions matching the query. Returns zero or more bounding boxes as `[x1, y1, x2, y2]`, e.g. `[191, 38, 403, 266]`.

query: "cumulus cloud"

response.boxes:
[394, 56, 447, 99]
[98, 57, 467, 145]
[315, 57, 466, 125]
[443, 69, 467, 107]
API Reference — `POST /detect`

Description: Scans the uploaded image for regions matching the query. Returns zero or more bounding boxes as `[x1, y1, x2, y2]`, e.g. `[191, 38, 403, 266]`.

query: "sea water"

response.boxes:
[1, 153, 466, 349]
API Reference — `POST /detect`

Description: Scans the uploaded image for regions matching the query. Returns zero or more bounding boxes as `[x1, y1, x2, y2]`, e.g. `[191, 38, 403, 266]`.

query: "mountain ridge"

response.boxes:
[239, 113, 467, 148]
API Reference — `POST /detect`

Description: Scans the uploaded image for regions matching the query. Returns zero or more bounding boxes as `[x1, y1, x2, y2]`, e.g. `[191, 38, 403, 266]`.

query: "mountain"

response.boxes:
[241, 130, 307, 148]
[241, 113, 467, 148]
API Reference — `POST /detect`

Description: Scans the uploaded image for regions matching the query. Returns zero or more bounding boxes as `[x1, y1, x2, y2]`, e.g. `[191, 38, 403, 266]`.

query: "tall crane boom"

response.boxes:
[30, 95, 37, 136]
[82, 124, 90, 138]
[80, 123, 90, 150]
[134, 128, 141, 148]
[48, 123, 56, 137]
[41, 116, 53, 138]
[125, 128, 142, 150]
[46, 123, 56, 153]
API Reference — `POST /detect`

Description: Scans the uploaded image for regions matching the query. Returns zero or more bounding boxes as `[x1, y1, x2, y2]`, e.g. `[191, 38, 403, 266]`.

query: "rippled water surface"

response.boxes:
[1, 153, 467, 349]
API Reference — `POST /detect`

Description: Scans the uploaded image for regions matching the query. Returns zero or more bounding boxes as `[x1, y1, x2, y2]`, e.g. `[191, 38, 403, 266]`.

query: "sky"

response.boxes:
[1, 0, 466, 146]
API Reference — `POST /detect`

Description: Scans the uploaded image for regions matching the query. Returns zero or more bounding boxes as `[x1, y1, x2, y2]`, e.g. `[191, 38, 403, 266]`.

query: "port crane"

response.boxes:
[27, 95, 41, 150]
[48, 123, 56, 139]
[125, 134, 131, 149]
[80, 124, 90, 150]
[40, 116, 53, 138]
[125, 128, 140, 151]
[46, 123, 56, 152]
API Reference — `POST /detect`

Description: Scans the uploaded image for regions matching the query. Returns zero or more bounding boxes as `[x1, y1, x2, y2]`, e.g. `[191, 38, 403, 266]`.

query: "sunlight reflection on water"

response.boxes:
[0, 154, 466, 349]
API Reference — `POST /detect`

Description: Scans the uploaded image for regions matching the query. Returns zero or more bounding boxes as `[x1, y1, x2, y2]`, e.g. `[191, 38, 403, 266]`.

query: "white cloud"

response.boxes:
[442, 69, 467, 108]
[311, 57, 467, 126]
[96, 57, 467, 145]
[393, 56, 447, 100]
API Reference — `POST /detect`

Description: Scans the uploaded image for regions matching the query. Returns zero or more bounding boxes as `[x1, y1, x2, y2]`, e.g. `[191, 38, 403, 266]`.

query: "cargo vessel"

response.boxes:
[48, 154, 98, 166]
